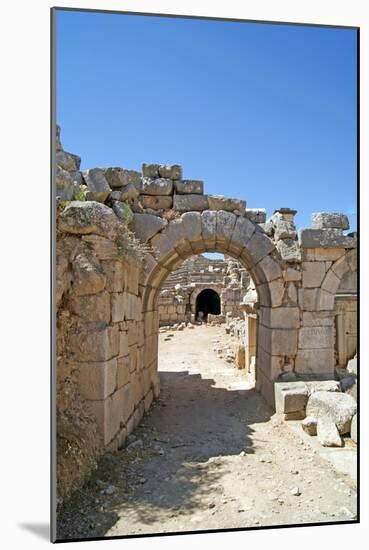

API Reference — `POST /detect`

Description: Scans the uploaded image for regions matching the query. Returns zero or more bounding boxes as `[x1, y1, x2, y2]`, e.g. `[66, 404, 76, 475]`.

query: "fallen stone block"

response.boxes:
[173, 194, 209, 212]
[312, 212, 349, 230]
[305, 380, 340, 395]
[317, 417, 342, 447]
[175, 180, 204, 195]
[274, 382, 309, 415]
[141, 177, 173, 196]
[82, 168, 112, 202]
[306, 390, 357, 434]
[347, 356, 357, 376]
[301, 416, 317, 436]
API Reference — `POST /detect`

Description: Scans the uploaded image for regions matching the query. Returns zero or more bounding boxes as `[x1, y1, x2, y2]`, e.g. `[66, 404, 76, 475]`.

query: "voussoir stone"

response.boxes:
[173, 194, 209, 212]
[306, 390, 357, 434]
[175, 180, 204, 195]
[312, 212, 350, 230]
[141, 177, 173, 196]
[132, 213, 167, 243]
[59, 201, 120, 239]
[83, 168, 112, 202]
[208, 195, 246, 214]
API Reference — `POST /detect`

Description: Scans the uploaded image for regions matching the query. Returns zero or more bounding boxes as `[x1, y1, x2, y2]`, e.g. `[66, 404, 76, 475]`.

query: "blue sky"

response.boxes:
[56, 9, 357, 232]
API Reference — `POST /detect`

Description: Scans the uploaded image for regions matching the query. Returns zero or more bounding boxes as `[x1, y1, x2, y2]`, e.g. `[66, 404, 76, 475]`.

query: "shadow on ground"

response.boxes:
[56, 369, 272, 540]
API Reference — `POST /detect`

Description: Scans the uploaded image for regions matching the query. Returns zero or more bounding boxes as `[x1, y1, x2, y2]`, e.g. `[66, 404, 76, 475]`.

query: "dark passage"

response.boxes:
[195, 288, 221, 321]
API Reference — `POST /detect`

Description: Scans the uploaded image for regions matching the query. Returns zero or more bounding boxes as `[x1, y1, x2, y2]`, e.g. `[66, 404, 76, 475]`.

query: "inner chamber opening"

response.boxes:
[195, 288, 221, 321]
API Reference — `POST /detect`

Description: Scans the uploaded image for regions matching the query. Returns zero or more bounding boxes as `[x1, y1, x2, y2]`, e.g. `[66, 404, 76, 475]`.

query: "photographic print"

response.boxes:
[52, 7, 358, 542]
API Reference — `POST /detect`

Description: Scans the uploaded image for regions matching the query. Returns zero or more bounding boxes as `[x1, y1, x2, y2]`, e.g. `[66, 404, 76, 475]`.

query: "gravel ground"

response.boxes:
[57, 325, 357, 540]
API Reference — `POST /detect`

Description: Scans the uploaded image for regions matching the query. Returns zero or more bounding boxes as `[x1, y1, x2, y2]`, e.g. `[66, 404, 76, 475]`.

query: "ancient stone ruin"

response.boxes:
[55, 125, 357, 501]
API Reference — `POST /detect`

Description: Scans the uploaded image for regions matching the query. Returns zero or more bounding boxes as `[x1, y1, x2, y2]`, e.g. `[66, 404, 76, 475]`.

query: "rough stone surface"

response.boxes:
[104, 168, 142, 190]
[275, 382, 309, 414]
[173, 194, 209, 212]
[83, 168, 112, 202]
[132, 213, 167, 242]
[56, 165, 80, 200]
[59, 201, 120, 239]
[244, 209, 266, 224]
[301, 416, 317, 436]
[142, 164, 160, 178]
[56, 150, 81, 172]
[317, 417, 342, 447]
[276, 239, 301, 262]
[175, 180, 204, 195]
[302, 262, 326, 288]
[208, 195, 246, 214]
[299, 228, 357, 249]
[312, 212, 350, 230]
[140, 195, 173, 210]
[305, 380, 340, 395]
[306, 391, 357, 434]
[350, 413, 357, 443]
[158, 164, 182, 180]
[141, 177, 173, 196]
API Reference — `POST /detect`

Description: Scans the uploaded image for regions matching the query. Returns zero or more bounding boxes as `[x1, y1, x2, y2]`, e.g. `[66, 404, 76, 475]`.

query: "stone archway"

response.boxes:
[138, 210, 289, 406]
[195, 288, 221, 320]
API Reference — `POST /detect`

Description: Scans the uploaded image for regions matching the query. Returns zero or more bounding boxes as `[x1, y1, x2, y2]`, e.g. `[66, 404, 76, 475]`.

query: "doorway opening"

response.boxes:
[195, 288, 221, 321]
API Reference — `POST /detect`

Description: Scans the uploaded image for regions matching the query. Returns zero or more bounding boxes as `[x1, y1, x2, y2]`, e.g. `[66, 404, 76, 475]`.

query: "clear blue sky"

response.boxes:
[56, 9, 357, 231]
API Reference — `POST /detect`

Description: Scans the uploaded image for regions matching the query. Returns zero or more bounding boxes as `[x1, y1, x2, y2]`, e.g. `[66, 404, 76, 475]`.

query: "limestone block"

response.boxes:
[317, 417, 342, 447]
[298, 288, 317, 311]
[305, 380, 340, 395]
[299, 228, 357, 249]
[86, 399, 114, 445]
[347, 356, 357, 376]
[142, 163, 160, 178]
[139, 195, 173, 210]
[158, 164, 182, 180]
[82, 235, 120, 261]
[274, 220, 297, 241]
[114, 183, 140, 201]
[68, 325, 119, 362]
[111, 200, 134, 225]
[302, 311, 334, 327]
[59, 201, 120, 239]
[77, 358, 117, 400]
[180, 211, 203, 245]
[306, 391, 357, 434]
[201, 210, 217, 244]
[138, 322, 145, 347]
[56, 165, 80, 200]
[82, 168, 111, 202]
[173, 194, 209, 212]
[316, 289, 335, 311]
[313, 248, 346, 261]
[275, 381, 309, 414]
[312, 212, 349, 230]
[128, 321, 138, 346]
[70, 291, 111, 323]
[144, 389, 154, 412]
[131, 371, 144, 406]
[56, 150, 81, 172]
[141, 177, 173, 196]
[208, 195, 246, 214]
[286, 282, 297, 304]
[351, 413, 357, 443]
[321, 269, 340, 294]
[260, 279, 284, 308]
[101, 260, 125, 293]
[132, 213, 167, 243]
[302, 261, 326, 288]
[72, 252, 106, 296]
[119, 331, 128, 357]
[257, 255, 282, 282]
[247, 230, 275, 264]
[263, 307, 300, 329]
[276, 239, 301, 262]
[231, 216, 255, 251]
[295, 348, 334, 375]
[117, 383, 135, 424]
[129, 344, 138, 373]
[298, 326, 333, 349]
[175, 180, 203, 194]
[216, 210, 237, 245]
[301, 416, 317, 436]
[116, 355, 130, 388]
[244, 209, 266, 224]
[104, 167, 142, 190]
[259, 325, 298, 355]
[284, 268, 301, 281]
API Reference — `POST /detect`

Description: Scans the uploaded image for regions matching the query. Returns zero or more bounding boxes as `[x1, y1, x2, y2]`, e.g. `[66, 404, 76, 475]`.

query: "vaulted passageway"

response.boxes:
[195, 288, 221, 320]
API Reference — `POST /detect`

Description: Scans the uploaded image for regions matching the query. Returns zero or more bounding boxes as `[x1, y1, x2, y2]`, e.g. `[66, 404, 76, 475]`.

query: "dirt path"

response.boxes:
[57, 325, 357, 540]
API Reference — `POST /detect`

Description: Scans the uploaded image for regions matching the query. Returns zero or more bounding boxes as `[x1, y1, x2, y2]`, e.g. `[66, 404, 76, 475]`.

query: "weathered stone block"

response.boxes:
[59, 201, 121, 240]
[82, 235, 119, 261]
[321, 269, 340, 294]
[299, 228, 356, 249]
[312, 212, 349, 230]
[284, 268, 301, 281]
[72, 252, 106, 296]
[142, 163, 160, 178]
[132, 213, 167, 243]
[244, 209, 266, 224]
[301, 416, 317, 436]
[351, 413, 357, 443]
[257, 255, 282, 282]
[273, 220, 297, 241]
[173, 194, 209, 212]
[302, 311, 334, 327]
[158, 164, 182, 180]
[317, 417, 342, 447]
[116, 355, 130, 388]
[175, 180, 203, 194]
[302, 261, 326, 288]
[56, 150, 81, 172]
[306, 391, 357, 434]
[139, 195, 173, 210]
[316, 289, 335, 311]
[298, 326, 333, 349]
[298, 288, 317, 311]
[69, 325, 120, 362]
[247, 230, 275, 264]
[276, 239, 301, 262]
[70, 291, 111, 323]
[275, 381, 309, 414]
[230, 215, 255, 252]
[295, 348, 334, 375]
[141, 177, 173, 196]
[119, 331, 128, 357]
[305, 380, 340, 395]
[56, 165, 80, 200]
[104, 168, 142, 190]
[101, 260, 124, 293]
[208, 195, 246, 214]
[263, 307, 300, 329]
[77, 358, 117, 400]
[83, 168, 111, 202]
[216, 210, 237, 245]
